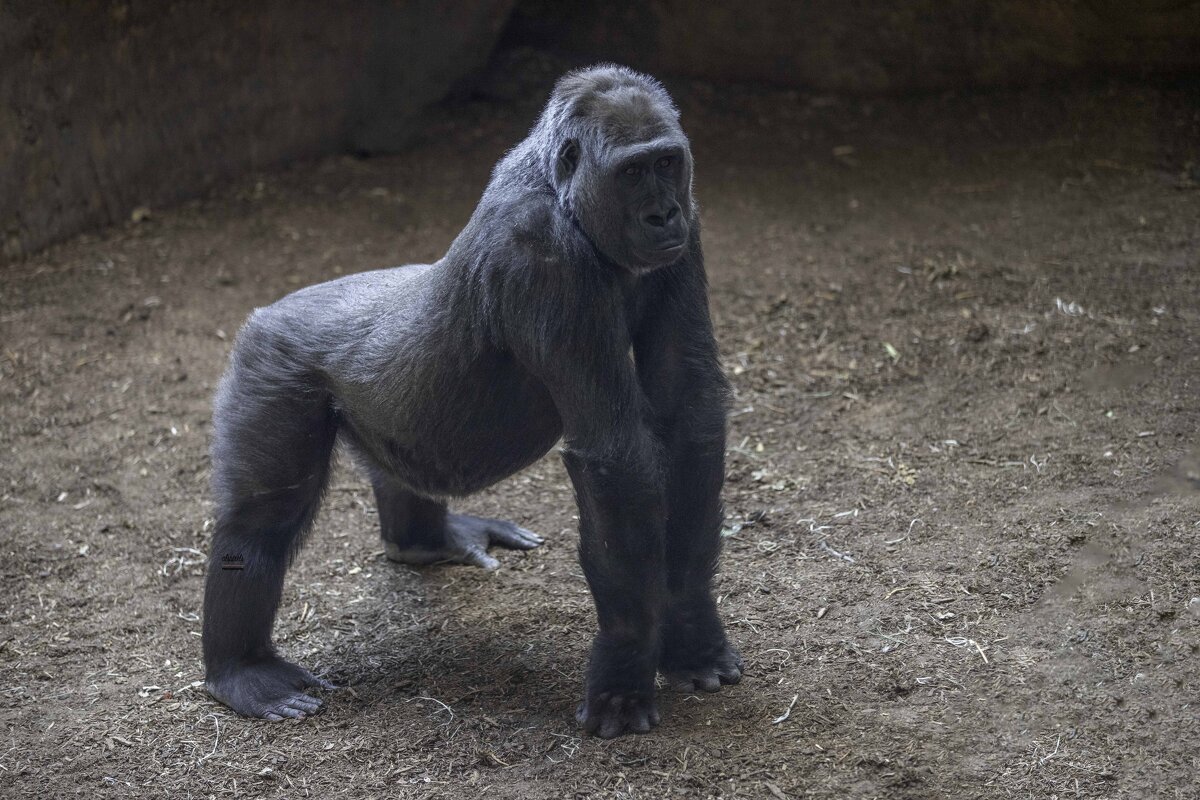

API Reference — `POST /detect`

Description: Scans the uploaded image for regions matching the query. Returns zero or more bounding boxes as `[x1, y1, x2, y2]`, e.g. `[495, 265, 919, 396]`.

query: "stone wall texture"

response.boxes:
[507, 0, 1200, 92]
[5, 0, 1199, 259]
[1, 0, 513, 259]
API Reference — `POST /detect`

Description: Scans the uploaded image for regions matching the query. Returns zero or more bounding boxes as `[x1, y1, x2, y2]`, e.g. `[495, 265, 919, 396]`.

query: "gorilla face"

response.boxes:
[609, 141, 692, 268]
[557, 126, 694, 274]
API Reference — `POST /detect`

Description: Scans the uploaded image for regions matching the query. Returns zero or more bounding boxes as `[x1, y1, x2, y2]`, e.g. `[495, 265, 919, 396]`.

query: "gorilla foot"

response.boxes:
[576, 691, 661, 738]
[206, 657, 335, 721]
[385, 513, 543, 570]
[663, 643, 744, 693]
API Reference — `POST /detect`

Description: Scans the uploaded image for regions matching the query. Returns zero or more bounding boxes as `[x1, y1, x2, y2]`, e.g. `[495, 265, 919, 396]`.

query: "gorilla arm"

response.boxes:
[633, 243, 744, 692]
[493, 245, 669, 738]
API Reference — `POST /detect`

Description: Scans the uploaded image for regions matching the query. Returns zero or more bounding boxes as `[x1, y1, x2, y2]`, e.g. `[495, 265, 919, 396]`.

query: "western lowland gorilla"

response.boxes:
[202, 64, 742, 738]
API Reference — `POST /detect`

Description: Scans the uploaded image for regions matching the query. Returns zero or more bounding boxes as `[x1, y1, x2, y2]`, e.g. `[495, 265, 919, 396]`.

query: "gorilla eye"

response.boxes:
[623, 165, 640, 176]
[656, 156, 674, 169]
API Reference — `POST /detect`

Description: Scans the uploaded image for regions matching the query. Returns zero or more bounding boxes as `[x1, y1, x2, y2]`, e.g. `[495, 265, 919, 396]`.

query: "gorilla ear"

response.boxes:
[555, 139, 579, 187]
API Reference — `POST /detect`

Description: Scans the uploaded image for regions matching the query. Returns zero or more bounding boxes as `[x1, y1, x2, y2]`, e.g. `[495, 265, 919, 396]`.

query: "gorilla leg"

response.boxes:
[372, 473, 543, 570]
[202, 366, 338, 720]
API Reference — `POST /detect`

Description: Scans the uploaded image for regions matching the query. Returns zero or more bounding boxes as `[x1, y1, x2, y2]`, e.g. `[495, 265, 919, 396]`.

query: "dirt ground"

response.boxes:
[2, 57, 1198, 799]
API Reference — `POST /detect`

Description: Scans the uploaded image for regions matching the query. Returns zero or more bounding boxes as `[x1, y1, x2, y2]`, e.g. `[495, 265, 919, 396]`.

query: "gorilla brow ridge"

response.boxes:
[579, 88, 676, 148]
[532, 64, 681, 178]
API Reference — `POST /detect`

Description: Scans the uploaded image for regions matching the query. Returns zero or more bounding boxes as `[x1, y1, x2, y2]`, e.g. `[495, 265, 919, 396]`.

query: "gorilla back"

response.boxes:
[202, 64, 742, 738]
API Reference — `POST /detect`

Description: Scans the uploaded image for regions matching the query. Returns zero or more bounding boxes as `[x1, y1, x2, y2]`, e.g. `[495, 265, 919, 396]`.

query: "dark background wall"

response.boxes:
[505, 0, 1200, 92]
[3, 0, 1198, 261]
[0, 0, 512, 259]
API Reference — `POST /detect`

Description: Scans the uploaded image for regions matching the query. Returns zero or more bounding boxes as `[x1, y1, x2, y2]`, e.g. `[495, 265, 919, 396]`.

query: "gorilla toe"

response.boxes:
[663, 644, 744, 693]
[577, 691, 661, 738]
[206, 657, 334, 720]
[385, 514, 543, 570]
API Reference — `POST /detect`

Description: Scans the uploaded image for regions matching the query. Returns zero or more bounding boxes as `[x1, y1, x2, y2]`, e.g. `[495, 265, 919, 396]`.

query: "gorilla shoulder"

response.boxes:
[455, 189, 590, 276]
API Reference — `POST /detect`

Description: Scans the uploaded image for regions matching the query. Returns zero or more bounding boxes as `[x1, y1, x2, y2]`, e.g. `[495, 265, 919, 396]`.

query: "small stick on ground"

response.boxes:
[772, 694, 799, 724]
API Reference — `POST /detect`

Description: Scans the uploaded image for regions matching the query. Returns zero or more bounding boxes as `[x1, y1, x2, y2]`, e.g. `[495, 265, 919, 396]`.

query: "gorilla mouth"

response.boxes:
[635, 244, 685, 270]
[628, 243, 685, 273]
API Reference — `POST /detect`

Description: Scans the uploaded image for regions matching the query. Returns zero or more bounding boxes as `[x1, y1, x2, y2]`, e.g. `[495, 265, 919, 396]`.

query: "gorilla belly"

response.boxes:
[340, 360, 563, 497]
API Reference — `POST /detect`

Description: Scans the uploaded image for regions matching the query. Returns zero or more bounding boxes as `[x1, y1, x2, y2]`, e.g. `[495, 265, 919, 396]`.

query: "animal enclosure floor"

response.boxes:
[2, 69, 1198, 799]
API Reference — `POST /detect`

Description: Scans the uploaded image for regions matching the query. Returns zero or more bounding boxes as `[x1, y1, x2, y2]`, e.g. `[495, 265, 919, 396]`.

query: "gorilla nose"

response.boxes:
[643, 205, 684, 250]
[643, 205, 680, 229]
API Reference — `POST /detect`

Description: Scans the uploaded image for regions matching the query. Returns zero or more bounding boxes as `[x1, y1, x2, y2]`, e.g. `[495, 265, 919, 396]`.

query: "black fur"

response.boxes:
[202, 64, 742, 737]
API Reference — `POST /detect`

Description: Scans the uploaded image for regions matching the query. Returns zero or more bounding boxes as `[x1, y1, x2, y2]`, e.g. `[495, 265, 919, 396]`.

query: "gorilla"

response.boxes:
[202, 64, 742, 738]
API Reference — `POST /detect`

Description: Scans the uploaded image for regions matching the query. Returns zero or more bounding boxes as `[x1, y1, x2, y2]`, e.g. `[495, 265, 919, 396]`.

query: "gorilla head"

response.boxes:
[535, 66, 695, 273]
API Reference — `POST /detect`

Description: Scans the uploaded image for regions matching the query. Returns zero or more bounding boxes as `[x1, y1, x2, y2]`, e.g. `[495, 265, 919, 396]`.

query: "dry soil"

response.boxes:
[1, 63, 1198, 799]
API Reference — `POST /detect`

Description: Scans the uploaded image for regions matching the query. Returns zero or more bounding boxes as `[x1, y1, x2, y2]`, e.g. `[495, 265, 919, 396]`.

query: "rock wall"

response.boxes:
[506, 0, 1200, 92]
[6, 0, 1198, 259]
[0, 0, 513, 259]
